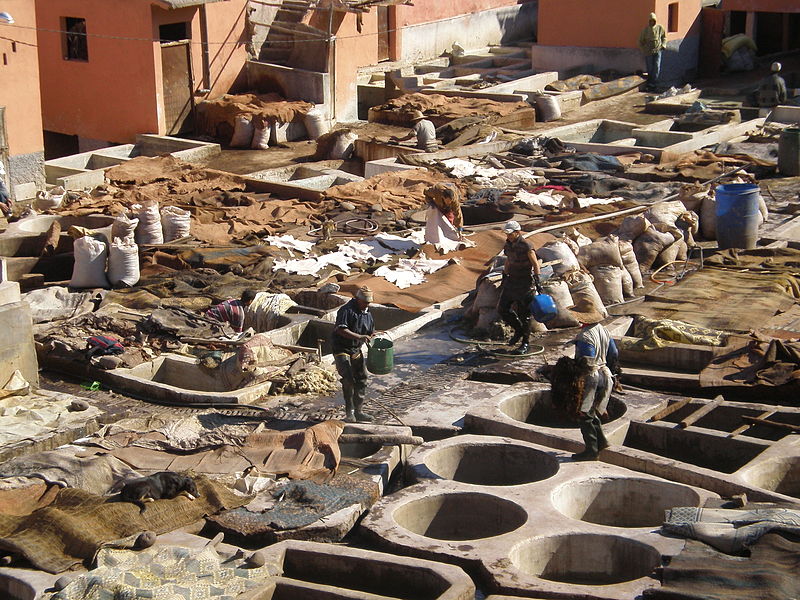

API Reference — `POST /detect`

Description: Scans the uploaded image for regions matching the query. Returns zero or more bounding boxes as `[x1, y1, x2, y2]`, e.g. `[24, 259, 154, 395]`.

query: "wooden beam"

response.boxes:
[678, 396, 723, 429]
[741, 415, 800, 433]
[729, 410, 776, 437]
[648, 397, 693, 422]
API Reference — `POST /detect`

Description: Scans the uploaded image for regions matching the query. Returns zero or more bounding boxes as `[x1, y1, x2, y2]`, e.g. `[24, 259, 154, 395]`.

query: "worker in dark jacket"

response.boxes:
[333, 286, 375, 423]
[756, 62, 788, 108]
[570, 310, 619, 461]
[498, 220, 542, 355]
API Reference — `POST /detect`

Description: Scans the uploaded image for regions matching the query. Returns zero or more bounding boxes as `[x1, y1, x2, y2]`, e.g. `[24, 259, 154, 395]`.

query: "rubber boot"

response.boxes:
[353, 397, 372, 423]
[343, 396, 356, 423]
[593, 413, 610, 451]
[572, 414, 599, 460]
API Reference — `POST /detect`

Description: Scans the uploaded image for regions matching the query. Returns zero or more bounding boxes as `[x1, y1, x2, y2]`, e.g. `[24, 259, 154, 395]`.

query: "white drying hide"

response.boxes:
[424, 206, 474, 254]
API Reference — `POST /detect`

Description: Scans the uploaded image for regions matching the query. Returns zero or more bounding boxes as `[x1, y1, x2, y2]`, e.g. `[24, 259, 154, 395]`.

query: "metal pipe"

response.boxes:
[199, 5, 211, 92]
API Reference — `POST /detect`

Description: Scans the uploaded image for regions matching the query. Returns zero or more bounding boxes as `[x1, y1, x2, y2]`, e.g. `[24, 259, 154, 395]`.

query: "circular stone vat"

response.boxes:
[552, 477, 702, 528]
[511, 534, 661, 585]
[743, 457, 800, 498]
[423, 442, 559, 486]
[393, 493, 527, 541]
[500, 391, 626, 429]
[340, 441, 383, 459]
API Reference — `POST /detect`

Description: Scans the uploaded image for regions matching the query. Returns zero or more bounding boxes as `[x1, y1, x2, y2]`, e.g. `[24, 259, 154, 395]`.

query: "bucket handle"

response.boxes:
[371, 332, 393, 343]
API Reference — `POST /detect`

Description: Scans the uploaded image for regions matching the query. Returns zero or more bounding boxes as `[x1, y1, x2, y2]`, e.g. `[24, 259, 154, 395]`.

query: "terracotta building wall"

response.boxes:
[0, 0, 43, 158]
[150, 1, 248, 135]
[394, 0, 525, 27]
[0, 0, 45, 189]
[721, 0, 800, 11]
[36, 0, 158, 143]
[538, 0, 701, 48]
[538, 0, 657, 48]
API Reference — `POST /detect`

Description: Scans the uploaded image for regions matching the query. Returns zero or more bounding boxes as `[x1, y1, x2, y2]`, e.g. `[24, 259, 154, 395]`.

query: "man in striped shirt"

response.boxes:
[206, 289, 257, 333]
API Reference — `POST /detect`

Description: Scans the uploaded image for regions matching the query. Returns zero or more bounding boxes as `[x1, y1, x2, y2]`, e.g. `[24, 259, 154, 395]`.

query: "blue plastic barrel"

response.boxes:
[715, 183, 760, 250]
[530, 293, 558, 323]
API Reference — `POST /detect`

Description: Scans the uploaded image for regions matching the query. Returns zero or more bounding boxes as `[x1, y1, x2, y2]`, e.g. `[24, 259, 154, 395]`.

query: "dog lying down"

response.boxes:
[120, 471, 199, 511]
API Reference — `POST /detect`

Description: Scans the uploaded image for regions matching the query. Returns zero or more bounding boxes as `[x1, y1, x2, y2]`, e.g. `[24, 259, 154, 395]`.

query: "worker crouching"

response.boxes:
[570, 310, 619, 461]
[498, 220, 543, 355]
[332, 286, 375, 423]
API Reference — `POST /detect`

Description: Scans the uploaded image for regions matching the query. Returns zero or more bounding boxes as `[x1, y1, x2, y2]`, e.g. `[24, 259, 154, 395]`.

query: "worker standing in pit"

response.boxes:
[390, 110, 439, 152]
[332, 286, 375, 423]
[570, 312, 619, 461]
[498, 220, 542, 355]
[756, 62, 788, 108]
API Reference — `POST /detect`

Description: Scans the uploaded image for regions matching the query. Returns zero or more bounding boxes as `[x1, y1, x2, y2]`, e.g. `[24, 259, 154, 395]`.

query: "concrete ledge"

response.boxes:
[262, 539, 476, 600]
[0, 300, 38, 387]
[361, 436, 709, 598]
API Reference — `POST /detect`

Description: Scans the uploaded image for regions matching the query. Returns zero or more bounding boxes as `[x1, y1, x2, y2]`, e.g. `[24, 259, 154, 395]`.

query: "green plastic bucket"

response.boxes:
[367, 336, 394, 375]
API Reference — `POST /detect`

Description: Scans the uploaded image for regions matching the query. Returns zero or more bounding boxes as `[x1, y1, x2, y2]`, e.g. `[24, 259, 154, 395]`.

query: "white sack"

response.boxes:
[230, 115, 255, 148]
[542, 279, 580, 328]
[135, 203, 163, 245]
[305, 106, 329, 140]
[590, 265, 625, 305]
[107, 238, 140, 287]
[537, 241, 579, 276]
[70, 236, 110, 289]
[251, 124, 270, 150]
[330, 132, 357, 160]
[111, 214, 139, 242]
[161, 206, 191, 242]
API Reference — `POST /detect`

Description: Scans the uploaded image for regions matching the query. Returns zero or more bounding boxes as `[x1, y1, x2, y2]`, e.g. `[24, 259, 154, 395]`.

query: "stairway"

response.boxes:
[256, 0, 317, 65]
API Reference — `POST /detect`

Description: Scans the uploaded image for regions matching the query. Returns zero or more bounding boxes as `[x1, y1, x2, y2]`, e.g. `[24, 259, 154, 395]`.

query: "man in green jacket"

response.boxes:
[639, 12, 667, 91]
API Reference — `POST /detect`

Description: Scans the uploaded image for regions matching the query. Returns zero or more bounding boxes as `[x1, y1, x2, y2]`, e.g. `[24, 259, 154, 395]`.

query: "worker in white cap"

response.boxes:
[756, 62, 788, 108]
[390, 110, 439, 152]
[638, 12, 667, 91]
[498, 220, 542, 355]
[332, 286, 375, 422]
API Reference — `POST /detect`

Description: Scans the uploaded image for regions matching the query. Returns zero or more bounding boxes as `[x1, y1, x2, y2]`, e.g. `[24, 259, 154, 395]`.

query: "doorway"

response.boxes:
[160, 41, 194, 135]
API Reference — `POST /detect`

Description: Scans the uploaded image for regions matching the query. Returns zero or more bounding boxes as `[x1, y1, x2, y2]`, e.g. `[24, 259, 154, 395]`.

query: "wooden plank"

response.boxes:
[648, 397, 693, 422]
[729, 410, 776, 437]
[678, 396, 723, 429]
[741, 415, 800, 433]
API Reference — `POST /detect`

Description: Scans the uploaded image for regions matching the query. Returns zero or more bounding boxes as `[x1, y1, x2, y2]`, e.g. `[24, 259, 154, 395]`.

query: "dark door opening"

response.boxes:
[159, 22, 189, 43]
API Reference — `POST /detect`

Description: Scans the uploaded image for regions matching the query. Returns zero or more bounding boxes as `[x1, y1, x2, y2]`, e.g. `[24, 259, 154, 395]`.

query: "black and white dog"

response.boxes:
[120, 471, 199, 511]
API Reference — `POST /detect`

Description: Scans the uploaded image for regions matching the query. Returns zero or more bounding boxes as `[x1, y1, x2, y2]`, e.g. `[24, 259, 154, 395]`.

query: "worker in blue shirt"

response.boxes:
[571, 311, 619, 461]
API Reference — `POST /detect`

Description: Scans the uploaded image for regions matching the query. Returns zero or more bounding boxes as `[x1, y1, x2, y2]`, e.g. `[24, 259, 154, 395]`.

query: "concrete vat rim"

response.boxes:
[416, 439, 560, 486]
[550, 475, 704, 528]
[509, 532, 662, 586]
[391, 491, 528, 542]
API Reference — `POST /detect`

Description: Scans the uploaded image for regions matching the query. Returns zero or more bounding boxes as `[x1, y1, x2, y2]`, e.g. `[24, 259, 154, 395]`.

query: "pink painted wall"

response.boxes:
[333, 11, 379, 120]
[36, 0, 159, 142]
[150, 1, 248, 134]
[0, 0, 44, 157]
[538, 0, 701, 48]
[394, 0, 526, 27]
[37, 0, 248, 144]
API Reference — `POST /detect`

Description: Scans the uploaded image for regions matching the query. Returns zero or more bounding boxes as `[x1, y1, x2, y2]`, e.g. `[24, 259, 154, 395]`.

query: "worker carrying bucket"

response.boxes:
[497, 220, 543, 355]
[332, 286, 376, 423]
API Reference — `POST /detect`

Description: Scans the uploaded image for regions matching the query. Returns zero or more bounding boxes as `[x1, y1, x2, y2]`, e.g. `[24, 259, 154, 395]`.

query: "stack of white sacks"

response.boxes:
[533, 197, 704, 331]
[70, 201, 192, 289]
